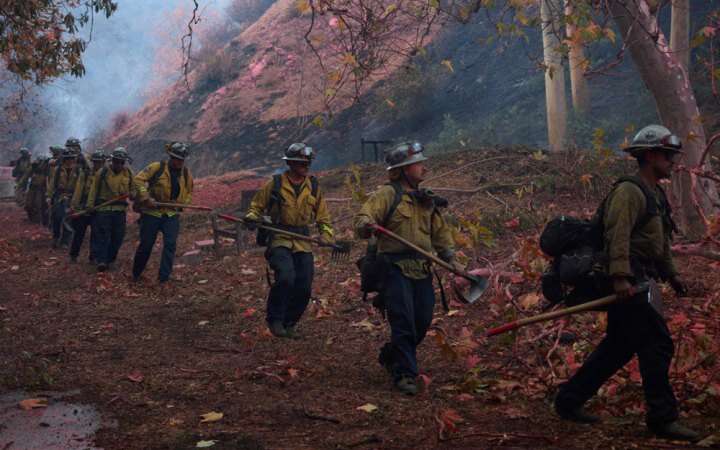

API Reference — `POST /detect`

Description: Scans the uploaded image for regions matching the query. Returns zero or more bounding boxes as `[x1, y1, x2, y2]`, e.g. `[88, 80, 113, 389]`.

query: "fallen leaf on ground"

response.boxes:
[288, 368, 299, 378]
[351, 318, 376, 331]
[127, 370, 144, 383]
[197, 279, 209, 284]
[200, 411, 224, 423]
[198, 320, 209, 326]
[436, 408, 463, 439]
[241, 268, 256, 275]
[242, 307, 257, 318]
[356, 403, 378, 413]
[19, 398, 48, 410]
[196, 440, 217, 448]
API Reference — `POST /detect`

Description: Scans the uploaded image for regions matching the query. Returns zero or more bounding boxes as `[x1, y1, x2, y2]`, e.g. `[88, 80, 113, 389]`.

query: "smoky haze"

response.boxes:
[32, 0, 233, 155]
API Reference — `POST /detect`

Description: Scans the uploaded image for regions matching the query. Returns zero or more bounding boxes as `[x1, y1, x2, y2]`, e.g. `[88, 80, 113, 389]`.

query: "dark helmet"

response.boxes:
[166, 142, 189, 160]
[110, 147, 131, 162]
[66, 137, 82, 150]
[91, 150, 107, 162]
[49, 145, 64, 156]
[384, 141, 428, 171]
[283, 143, 314, 163]
[624, 125, 684, 157]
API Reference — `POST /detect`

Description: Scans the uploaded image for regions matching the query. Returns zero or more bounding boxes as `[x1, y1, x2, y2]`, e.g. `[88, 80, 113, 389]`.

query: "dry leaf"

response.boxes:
[356, 403, 378, 413]
[200, 411, 224, 423]
[196, 440, 217, 448]
[127, 370, 144, 383]
[518, 292, 541, 310]
[287, 368, 299, 378]
[351, 318, 376, 331]
[19, 398, 48, 410]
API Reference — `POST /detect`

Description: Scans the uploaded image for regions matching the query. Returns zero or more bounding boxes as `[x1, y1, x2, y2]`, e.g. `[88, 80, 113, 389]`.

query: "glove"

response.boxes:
[613, 277, 635, 300]
[243, 215, 259, 230]
[319, 234, 333, 246]
[669, 277, 688, 297]
[143, 198, 157, 209]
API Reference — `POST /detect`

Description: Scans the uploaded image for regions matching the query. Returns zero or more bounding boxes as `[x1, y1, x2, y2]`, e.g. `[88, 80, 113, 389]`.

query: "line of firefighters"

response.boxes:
[10, 139, 193, 281]
[6, 126, 705, 442]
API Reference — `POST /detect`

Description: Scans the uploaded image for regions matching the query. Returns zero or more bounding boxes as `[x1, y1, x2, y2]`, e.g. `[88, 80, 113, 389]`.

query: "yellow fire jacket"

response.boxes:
[354, 185, 455, 279]
[87, 167, 140, 212]
[134, 161, 193, 217]
[71, 167, 103, 210]
[246, 172, 333, 253]
[47, 166, 80, 202]
[603, 179, 677, 280]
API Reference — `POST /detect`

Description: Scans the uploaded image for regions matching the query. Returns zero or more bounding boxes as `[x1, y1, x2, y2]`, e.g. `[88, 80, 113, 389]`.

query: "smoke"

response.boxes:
[30, 0, 234, 154]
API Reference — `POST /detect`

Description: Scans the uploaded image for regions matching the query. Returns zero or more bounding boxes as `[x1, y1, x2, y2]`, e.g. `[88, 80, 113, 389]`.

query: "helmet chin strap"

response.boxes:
[401, 167, 419, 190]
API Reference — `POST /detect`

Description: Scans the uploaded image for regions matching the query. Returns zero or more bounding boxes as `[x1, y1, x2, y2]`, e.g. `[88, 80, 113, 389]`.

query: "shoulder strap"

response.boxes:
[265, 174, 283, 219]
[381, 182, 404, 226]
[615, 176, 657, 230]
[310, 175, 319, 198]
[126, 167, 134, 192]
[183, 166, 190, 192]
[148, 161, 166, 189]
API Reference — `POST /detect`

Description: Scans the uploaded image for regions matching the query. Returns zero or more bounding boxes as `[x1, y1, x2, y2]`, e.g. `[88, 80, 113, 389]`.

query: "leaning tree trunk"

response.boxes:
[541, 0, 568, 152]
[670, 0, 690, 70]
[610, 0, 718, 239]
[565, 0, 590, 114]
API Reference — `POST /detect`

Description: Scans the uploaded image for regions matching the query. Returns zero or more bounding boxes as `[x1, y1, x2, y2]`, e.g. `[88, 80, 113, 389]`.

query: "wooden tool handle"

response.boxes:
[68, 194, 129, 219]
[154, 202, 213, 211]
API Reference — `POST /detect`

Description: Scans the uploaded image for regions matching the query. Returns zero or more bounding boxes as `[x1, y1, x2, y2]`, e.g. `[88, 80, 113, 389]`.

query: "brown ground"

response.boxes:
[1, 148, 718, 449]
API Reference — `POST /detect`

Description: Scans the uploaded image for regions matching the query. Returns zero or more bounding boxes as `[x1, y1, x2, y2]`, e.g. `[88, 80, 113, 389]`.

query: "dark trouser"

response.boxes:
[69, 215, 96, 260]
[555, 295, 678, 427]
[266, 247, 314, 326]
[380, 264, 435, 380]
[24, 187, 45, 224]
[51, 198, 71, 245]
[92, 211, 127, 265]
[132, 214, 179, 282]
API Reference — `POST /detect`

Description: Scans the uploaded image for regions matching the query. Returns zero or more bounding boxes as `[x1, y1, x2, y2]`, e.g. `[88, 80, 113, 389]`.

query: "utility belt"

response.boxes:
[257, 222, 310, 247]
[96, 197, 129, 208]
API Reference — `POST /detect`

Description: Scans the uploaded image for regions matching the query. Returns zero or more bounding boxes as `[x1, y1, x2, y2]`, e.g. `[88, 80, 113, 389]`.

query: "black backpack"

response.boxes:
[539, 176, 673, 307]
[256, 173, 319, 246]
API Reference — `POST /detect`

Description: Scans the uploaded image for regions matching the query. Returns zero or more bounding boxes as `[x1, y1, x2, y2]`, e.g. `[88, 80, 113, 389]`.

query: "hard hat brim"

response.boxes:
[386, 154, 429, 171]
[283, 156, 312, 163]
[623, 145, 685, 157]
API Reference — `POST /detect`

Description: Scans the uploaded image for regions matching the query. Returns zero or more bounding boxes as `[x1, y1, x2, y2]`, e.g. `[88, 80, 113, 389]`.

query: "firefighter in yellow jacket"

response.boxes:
[48, 144, 81, 248]
[354, 142, 458, 395]
[86, 148, 140, 272]
[244, 143, 333, 339]
[68, 150, 107, 263]
[132, 142, 193, 283]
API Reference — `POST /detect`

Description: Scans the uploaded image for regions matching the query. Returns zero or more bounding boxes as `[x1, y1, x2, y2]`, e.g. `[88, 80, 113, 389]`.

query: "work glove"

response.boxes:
[243, 215, 260, 231]
[319, 234, 333, 246]
[613, 277, 635, 301]
[143, 198, 157, 209]
[669, 277, 688, 297]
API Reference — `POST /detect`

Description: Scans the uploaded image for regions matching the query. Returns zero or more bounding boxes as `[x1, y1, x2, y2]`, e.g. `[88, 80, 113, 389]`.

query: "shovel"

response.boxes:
[368, 224, 488, 304]
[216, 213, 353, 262]
[485, 281, 652, 337]
[63, 194, 129, 233]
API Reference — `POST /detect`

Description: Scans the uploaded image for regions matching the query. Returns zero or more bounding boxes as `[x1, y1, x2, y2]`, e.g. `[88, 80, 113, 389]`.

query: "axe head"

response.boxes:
[452, 274, 489, 304]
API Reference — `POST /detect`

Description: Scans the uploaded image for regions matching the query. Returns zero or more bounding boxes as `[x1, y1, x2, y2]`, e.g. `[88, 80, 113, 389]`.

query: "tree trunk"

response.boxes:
[610, 0, 718, 238]
[670, 0, 690, 70]
[541, 0, 568, 152]
[565, 0, 590, 114]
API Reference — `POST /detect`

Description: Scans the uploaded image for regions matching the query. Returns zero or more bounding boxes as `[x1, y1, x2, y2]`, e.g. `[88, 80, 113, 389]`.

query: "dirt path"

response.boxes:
[1, 157, 718, 449]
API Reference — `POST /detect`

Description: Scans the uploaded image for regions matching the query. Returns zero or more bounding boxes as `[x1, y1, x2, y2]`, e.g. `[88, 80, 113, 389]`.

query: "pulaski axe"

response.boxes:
[368, 224, 488, 304]
[63, 194, 130, 234]
[216, 213, 353, 261]
[485, 281, 654, 337]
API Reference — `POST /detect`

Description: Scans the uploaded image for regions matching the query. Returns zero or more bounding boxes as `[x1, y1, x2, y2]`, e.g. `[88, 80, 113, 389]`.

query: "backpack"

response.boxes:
[539, 176, 673, 307]
[256, 173, 319, 246]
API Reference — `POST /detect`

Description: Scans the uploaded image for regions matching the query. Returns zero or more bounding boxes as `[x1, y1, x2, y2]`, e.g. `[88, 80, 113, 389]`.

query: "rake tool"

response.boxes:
[216, 213, 353, 262]
[62, 194, 129, 233]
[485, 282, 652, 337]
[368, 224, 488, 304]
